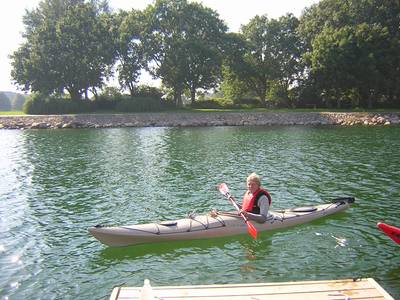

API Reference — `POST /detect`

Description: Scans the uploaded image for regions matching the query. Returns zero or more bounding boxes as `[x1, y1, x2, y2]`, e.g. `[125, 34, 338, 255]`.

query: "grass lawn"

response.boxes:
[0, 108, 399, 115]
[0, 111, 25, 115]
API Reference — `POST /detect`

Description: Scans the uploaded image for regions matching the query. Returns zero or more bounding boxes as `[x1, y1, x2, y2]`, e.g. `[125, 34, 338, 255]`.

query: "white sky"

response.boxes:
[0, 0, 319, 93]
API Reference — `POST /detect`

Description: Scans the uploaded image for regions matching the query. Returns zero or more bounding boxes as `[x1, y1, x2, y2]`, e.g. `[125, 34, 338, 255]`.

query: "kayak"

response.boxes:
[88, 197, 354, 247]
[377, 222, 400, 245]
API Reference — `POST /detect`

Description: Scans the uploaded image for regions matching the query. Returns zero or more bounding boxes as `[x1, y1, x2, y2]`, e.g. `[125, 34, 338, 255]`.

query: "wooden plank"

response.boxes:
[111, 278, 394, 300]
[367, 278, 395, 300]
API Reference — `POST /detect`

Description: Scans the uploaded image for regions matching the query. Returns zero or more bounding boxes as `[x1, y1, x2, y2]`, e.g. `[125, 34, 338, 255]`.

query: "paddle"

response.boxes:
[218, 183, 258, 239]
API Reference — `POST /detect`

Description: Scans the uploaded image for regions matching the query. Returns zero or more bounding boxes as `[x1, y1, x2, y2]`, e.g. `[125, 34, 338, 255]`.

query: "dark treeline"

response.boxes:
[9, 0, 400, 113]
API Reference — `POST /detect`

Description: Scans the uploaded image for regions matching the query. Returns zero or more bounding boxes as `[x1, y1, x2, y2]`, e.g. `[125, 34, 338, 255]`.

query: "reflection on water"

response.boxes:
[0, 126, 399, 299]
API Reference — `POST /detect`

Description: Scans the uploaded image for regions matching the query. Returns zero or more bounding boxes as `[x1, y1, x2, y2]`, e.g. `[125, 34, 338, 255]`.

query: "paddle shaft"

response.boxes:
[218, 183, 258, 239]
[227, 193, 249, 222]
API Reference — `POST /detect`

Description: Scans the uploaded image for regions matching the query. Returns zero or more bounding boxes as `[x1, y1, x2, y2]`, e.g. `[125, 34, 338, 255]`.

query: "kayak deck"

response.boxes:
[88, 198, 354, 247]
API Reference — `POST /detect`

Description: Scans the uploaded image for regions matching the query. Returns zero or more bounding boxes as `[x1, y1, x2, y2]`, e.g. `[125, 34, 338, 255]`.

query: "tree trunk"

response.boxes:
[258, 80, 267, 107]
[67, 87, 82, 101]
[190, 86, 196, 107]
[174, 89, 183, 107]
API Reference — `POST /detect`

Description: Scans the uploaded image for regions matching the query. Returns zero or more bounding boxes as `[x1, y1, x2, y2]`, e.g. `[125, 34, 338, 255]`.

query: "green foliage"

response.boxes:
[133, 85, 163, 99]
[224, 14, 303, 107]
[23, 93, 94, 114]
[115, 97, 171, 112]
[268, 81, 291, 108]
[0, 92, 11, 111]
[192, 98, 235, 109]
[144, 0, 227, 106]
[11, 0, 116, 99]
[220, 65, 249, 103]
[7, 0, 400, 111]
[299, 0, 400, 108]
[116, 9, 147, 96]
[93, 87, 125, 111]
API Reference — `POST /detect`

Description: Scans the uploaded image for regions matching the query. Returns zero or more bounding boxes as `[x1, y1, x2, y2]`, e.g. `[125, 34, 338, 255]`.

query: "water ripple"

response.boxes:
[0, 126, 399, 299]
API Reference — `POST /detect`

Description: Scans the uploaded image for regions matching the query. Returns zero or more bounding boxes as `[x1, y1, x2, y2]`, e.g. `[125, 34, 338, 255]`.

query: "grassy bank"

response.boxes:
[1, 108, 400, 115]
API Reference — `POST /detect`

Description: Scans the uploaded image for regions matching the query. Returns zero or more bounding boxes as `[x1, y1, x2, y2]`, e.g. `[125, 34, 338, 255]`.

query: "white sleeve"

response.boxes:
[257, 195, 270, 217]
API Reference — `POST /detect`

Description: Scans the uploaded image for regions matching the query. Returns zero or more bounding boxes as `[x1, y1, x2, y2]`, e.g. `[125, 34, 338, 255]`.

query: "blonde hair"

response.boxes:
[247, 172, 261, 187]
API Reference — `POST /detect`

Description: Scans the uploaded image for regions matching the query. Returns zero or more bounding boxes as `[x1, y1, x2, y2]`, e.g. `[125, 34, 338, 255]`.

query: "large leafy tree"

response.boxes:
[299, 0, 400, 108]
[115, 9, 147, 96]
[224, 14, 303, 107]
[10, 0, 116, 100]
[310, 24, 392, 108]
[143, 0, 227, 106]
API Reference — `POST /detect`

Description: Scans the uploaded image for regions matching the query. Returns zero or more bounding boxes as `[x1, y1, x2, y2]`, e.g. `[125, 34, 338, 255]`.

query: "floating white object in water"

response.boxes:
[11, 255, 21, 264]
[140, 279, 155, 300]
[331, 235, 348, 248]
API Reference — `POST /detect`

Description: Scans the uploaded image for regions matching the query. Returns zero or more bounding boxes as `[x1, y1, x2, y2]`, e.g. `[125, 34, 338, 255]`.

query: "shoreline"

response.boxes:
[0, 111, 399, 129]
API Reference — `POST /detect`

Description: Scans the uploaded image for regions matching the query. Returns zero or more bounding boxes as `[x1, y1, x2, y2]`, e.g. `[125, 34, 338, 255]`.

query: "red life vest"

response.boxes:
[242, 188, 272, 214]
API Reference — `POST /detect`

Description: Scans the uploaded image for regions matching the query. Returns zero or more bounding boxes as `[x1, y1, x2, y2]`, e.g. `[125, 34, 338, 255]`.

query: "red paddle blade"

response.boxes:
[377, 222, 400, 245]
[246, 220, 258, 239]
[218, 183, 230, 196]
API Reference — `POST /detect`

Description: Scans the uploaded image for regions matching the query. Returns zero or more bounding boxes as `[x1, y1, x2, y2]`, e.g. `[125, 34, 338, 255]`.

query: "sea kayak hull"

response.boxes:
[88, 198, 354, 247]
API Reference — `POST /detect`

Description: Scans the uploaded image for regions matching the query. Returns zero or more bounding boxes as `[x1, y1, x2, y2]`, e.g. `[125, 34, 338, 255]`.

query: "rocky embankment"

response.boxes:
[0, 112, 399, 129]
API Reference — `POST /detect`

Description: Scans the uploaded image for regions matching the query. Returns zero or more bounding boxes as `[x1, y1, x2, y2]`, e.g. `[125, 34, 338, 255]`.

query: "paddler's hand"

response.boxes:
[239, 209, 248, 217]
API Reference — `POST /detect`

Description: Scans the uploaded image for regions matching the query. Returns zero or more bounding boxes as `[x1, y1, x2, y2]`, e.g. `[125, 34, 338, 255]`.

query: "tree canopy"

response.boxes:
[11, 0, 116, 100]
[143, 0, 227, 106]
[9, 0, 400, 110]
[299, 0, 400, 108]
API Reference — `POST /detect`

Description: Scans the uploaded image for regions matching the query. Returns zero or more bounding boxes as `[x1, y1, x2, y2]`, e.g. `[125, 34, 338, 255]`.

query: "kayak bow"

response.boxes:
[377, 222, 400, 245]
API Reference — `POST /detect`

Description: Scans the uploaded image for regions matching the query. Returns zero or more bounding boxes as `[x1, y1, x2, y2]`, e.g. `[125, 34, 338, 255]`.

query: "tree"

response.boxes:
[115, 9, 147, 96]
[224, 14, 303, 107]
[143, 0, 227, 106]
[0, 93, 11, 111]
[299, 0, 400, 108]
[10, 0, 116, 100]
[312, 24, 393, 108]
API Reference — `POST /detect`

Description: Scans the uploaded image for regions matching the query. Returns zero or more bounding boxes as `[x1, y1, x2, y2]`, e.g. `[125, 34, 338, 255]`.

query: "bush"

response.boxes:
[133, 85, 164, 99]
[192, 98, 235, 109]
[92, 87, 125, 110]
[24, 93, 95, 114]
[115, 96, 172, 112]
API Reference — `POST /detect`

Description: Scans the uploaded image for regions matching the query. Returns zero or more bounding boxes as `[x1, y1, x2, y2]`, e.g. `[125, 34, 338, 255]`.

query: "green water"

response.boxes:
[0, 126, 399, 299]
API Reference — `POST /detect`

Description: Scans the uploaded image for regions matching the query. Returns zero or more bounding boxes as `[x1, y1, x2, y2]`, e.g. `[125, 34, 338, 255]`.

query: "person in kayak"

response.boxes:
[240, 172, 272, 223]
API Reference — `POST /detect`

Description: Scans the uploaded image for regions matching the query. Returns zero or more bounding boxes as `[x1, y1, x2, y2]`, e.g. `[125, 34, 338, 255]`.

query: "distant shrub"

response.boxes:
[24, 93, 95, 114]
[192, 98, 235, 109]
[116, 96, 172, 112]
[133, 85, 164, 99]
[93, 87, 124, 110]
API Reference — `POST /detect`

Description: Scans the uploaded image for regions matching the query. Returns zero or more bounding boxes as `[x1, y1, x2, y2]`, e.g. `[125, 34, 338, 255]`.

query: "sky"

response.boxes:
[0, 0, 319, 93]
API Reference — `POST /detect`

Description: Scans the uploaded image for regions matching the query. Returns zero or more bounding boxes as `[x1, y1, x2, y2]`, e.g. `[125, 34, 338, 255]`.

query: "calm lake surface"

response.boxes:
[0, 126, 399, 299]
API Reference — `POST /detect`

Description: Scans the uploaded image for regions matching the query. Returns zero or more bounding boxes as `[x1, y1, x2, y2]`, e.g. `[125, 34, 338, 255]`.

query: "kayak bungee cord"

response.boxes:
[119, 202, 344, 235]
[120, 214, 227, 236]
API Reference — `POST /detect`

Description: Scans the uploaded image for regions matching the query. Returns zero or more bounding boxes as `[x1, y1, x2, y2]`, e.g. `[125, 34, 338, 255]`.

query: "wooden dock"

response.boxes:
[110, 278, 394, 300]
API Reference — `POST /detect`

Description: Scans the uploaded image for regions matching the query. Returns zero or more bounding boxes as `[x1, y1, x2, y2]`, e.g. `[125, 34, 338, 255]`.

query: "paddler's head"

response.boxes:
[246, 172, 261, 194]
